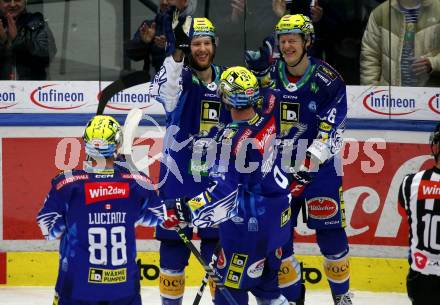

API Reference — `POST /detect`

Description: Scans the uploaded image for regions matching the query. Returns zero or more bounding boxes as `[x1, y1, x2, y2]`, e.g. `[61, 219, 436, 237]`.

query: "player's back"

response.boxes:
[213, 113, 292, 252]
[37, 165, 155, 301]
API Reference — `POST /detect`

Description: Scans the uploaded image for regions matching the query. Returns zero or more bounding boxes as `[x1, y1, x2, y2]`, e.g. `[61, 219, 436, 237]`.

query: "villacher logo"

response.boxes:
[428, 93, 440, 115]
[362, 89, 418, 116]
[0, 90, 18, 109]
[30, 84, 86, 110]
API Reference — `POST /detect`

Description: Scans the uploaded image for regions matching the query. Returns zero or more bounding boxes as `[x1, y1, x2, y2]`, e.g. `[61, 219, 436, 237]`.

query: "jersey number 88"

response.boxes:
[88, 226, 127, 266]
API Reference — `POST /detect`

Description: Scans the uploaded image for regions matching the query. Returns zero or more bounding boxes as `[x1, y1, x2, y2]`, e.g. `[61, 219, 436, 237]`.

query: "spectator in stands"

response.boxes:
[0, 0, 56, 80]
[360, 0, 440, 86]
[125, 0, 169, 81]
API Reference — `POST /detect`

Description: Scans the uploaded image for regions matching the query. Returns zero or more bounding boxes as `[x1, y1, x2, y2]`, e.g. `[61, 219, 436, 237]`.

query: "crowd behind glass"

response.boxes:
[0, 0, 438, 87]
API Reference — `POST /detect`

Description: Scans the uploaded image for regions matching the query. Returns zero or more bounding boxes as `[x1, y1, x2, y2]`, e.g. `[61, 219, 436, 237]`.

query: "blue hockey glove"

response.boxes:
[245, 36, 275, 76]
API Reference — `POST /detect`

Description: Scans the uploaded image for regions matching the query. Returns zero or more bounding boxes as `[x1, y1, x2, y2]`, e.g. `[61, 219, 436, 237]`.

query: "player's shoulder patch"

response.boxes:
[313, 59, 344, 87]
[53, 169, 89, 190]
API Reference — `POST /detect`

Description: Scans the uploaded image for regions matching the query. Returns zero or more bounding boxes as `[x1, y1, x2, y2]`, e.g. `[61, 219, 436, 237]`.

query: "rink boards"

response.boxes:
[0, 251, 407, 292]
[0, 125, 437, 292]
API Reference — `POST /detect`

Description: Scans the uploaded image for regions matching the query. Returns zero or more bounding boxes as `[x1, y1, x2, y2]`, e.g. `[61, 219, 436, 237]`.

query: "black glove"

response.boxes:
[288, 170, 313, 197]
[245, 36, 275, 76]
[173, 15, 192, 54]
[161, 198, 191, 229]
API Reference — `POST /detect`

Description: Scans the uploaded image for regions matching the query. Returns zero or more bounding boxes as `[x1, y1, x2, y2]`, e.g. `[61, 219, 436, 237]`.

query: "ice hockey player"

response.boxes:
[399, 122, 440, 305]
[36, 115, 166, 305]
[245, 14, 351, 305]
[163, 66, 312, 305]
[148, 16, 231, 305]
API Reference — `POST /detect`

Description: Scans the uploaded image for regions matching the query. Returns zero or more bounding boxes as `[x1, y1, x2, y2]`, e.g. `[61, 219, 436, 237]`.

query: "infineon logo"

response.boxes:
[100, 89, 154, 111]
[30, 84, 86, 110]
[428, 93, 440, 115]
[85, 182, 130, 204]
[0, 91, 17, 109]
[362, 89, 417, 116]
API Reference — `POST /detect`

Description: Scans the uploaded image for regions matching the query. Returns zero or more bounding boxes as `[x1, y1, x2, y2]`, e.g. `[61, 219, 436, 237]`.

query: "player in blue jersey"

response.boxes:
[37, 115, 167, 305]
[165, 66, 301, 305]
[148, 16, 231, 305]
[245, 14, 350, 305]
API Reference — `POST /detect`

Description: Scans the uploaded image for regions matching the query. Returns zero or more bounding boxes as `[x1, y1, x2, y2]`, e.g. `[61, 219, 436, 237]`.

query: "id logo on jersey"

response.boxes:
[280, 102, 299, 137]
[281, 207, 291, 227]
[85, 182, 130, 204]
[200, 101, 220, 135]
[88, 267, 127, 283]
[225, 253, 248, 288]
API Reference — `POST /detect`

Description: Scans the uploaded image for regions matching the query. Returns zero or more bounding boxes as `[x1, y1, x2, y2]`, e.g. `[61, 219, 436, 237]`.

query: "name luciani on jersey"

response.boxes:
[89, 212, 127, 225]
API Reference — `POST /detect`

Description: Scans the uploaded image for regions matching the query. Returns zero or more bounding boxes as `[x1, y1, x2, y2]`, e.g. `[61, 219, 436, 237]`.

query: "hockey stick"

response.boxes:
[120, 107, 144, 172]
[97, 71, 150, 115]
[193, 272, 210, 305]
[193, 242, 221, 305]
[174, 225, 239, 305]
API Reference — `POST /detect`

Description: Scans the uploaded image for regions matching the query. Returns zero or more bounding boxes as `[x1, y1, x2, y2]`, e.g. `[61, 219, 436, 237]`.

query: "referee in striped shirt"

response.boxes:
[399, 122, 440, 305]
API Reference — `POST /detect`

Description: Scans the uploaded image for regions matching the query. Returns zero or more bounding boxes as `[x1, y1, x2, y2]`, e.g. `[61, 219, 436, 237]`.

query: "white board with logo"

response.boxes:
[0, 82, 438, 120]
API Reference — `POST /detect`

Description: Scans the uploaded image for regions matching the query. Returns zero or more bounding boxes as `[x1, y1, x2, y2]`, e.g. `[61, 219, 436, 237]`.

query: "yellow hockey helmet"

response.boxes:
[218, 66, 260, 109]
[191, 17, 216, 39]
[275, 14, 314, 37]
[83, 115, 122, 157]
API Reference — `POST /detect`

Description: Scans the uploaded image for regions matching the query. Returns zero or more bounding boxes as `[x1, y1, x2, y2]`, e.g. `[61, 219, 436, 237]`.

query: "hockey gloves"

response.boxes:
[161, 198, 192, 229]
[245, 36, 275, 77]
[288, 169, 313, 197]
[172, 15, 192, 55]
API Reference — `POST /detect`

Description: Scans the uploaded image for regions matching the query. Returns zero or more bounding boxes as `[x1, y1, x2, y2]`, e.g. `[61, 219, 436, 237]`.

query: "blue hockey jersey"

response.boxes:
[187, 113, 292, 252]
[36, 165, 164, 301]
[258, 57, 347, 173]
[149, 56, 232, 200]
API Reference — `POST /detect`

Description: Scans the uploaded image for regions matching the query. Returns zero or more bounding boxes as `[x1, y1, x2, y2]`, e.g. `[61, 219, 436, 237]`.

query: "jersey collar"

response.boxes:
[278, 58, 316, 91]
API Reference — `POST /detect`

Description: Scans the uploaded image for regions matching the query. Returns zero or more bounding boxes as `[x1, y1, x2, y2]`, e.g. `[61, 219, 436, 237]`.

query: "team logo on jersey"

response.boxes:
[280, 102, 299, 137]
[200, 100, 221, 135]
[88, 268, 127, 283]
[413, 252, 428, 269]
[307, 197, 338, 220]
[85, 182, 130, 204]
